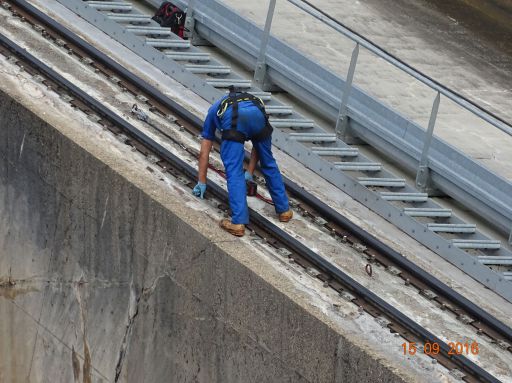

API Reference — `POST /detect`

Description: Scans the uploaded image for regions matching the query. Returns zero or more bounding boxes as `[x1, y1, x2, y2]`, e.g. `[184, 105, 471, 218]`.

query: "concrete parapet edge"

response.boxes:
[0, 78, 417, 382]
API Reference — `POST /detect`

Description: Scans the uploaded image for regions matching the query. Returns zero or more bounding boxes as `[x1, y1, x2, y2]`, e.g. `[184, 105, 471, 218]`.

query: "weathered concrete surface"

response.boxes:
[2, 6, 511, 381]
[443, 0, 512, 31]
[0, 72, 418, 382]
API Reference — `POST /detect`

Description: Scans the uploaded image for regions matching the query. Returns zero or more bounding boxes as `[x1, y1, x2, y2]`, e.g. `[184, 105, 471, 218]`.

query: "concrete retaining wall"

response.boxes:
[0, 85, 411, 383]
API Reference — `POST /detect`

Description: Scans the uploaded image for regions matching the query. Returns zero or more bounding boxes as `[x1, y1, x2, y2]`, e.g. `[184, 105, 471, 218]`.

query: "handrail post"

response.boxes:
[416, 92, 441, 193]
[254, 0, 277, 90]
[185, 0, 210, 45]
[335, 43, 359, 140]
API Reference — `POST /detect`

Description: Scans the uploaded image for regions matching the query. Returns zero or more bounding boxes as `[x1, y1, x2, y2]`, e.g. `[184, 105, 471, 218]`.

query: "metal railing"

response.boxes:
[231, 0, 512, 199]
[148, 0, 512, 241]
[170, 0, 512, 136]
[285, 0, 512, 137]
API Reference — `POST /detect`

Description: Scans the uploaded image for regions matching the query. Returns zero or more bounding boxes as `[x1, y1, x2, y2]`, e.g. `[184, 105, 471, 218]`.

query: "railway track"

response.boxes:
[63, 0, 512, 300]
[1, 1, 511, 381]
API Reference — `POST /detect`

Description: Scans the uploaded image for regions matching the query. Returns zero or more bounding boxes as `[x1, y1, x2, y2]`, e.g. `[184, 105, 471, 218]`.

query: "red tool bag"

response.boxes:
[151, 2, 186, 38]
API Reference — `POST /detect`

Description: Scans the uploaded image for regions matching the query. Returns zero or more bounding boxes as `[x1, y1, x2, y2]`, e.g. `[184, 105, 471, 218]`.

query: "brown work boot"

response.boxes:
[278, 210, 293, 222]
[219, 219, 245, 237]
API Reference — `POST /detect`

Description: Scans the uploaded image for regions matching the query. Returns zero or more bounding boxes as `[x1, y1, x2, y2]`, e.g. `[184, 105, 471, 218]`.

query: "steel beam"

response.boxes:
[312, 147, 359, 157]
[381, 192, 428, 202]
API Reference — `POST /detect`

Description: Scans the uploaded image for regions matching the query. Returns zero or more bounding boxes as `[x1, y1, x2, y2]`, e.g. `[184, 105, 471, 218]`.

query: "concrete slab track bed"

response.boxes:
[0, 73, 414, 383]
[52, 0, 512, 300]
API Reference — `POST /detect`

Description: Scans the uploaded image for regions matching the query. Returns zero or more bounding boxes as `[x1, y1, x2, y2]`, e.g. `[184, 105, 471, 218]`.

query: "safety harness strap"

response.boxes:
[231, 94, 239, 131]
[221, 129, 245, 143]
[217, 89, 273, 143]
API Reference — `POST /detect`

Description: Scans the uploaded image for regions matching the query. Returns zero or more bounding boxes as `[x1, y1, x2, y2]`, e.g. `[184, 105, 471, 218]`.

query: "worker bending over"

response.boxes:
[193, 87, 292, 236]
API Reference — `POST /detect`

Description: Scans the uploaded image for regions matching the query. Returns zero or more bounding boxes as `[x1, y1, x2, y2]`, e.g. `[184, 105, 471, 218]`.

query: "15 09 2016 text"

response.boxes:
[402, 341, 479, 356]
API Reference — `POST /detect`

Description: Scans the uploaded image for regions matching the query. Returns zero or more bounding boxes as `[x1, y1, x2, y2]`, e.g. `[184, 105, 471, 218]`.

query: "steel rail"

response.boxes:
[9, 0, 512, 346]
[0, 31, 502, 383]
[286, 0, 512, 136]
[283, 178, 512, 341]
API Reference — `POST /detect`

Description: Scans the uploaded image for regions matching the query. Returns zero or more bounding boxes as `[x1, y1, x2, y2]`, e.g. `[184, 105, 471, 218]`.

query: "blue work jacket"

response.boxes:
[201, 96, 266, 141]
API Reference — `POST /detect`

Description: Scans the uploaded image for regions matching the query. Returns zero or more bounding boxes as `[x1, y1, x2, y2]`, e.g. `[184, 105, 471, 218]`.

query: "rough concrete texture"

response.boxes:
[0, 65, 421, 382]
[2, 4, 511, 382]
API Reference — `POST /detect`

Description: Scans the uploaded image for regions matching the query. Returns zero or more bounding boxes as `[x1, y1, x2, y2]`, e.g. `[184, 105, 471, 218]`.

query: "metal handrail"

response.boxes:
[287, 0, 512, 136]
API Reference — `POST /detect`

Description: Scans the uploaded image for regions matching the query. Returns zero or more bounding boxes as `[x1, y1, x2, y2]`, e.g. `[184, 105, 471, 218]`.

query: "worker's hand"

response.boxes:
[244, 171, 254, 182]
[192, 182, 207, 199]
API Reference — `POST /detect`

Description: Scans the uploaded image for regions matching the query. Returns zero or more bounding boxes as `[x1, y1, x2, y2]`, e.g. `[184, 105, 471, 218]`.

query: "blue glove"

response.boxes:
[244, 171, 253, 182]
[192, 182, 207, 199]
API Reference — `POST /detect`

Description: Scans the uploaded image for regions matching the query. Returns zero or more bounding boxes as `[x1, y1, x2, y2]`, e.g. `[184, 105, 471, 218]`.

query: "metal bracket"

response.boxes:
[415, 165, 443, 196]
[184, 0, 196, 41]
[253, 0, 276, 91]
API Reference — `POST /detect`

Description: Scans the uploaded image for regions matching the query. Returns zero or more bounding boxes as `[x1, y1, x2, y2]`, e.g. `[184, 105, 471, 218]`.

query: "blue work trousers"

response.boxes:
[220, 137, 289, 224]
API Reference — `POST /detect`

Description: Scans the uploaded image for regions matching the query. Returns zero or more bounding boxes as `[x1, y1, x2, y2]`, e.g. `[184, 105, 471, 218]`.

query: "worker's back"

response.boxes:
[202, 95, 266, 141]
